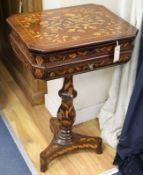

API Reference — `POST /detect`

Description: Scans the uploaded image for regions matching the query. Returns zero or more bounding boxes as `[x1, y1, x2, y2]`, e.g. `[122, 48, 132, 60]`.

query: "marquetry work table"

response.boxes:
[7, 4, 137, 172]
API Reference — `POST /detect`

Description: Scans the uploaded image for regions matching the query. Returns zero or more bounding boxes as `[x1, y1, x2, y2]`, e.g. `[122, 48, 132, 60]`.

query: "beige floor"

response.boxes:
[0, 60, 116, 175]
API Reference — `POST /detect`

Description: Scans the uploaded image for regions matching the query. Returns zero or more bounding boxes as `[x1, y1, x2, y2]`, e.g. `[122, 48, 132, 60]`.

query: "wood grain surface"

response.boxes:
[7, 4, 137, 53]
[0, 0, 46, 105]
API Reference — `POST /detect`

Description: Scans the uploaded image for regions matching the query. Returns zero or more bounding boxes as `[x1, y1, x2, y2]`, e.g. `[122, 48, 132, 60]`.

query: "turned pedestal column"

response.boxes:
[40, 75, 102, 172]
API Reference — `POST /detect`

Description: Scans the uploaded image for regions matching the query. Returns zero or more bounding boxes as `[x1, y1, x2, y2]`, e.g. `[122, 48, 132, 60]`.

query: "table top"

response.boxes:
[7, 4, 137, 54]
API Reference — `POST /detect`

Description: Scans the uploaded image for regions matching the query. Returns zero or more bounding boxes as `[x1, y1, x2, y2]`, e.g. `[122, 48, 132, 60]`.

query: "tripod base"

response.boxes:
[40, 118, 103, 172]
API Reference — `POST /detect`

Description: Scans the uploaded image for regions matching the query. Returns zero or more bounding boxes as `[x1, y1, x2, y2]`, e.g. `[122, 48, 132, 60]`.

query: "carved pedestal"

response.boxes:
[40, 75, 102, 172]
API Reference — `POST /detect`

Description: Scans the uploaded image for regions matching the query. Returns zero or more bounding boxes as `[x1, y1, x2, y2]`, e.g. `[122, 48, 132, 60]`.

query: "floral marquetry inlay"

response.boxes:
[8, 5, 137, 171]
[7, 4, 137, 53]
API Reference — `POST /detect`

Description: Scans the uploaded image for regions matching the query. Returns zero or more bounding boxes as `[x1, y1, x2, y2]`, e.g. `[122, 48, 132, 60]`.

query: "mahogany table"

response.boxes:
[7, 4, 137, 172]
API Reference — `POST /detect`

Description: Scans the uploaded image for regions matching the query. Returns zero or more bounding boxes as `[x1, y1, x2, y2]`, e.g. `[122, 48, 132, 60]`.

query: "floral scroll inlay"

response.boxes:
[35, 56, 44, 65]
[35, 68, 44, 78]
[10, 4, 137, 52]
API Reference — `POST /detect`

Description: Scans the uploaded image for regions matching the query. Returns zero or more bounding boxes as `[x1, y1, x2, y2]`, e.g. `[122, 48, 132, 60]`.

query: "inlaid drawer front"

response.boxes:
[10, 31, 133, 80]
[33, 41, 133, 66]
[10, 31, 133, 81]
[32, 51, 131, 80]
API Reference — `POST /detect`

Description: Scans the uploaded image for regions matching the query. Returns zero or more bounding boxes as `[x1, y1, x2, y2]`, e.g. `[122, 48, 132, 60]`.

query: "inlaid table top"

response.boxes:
[7, 4, 137, 53]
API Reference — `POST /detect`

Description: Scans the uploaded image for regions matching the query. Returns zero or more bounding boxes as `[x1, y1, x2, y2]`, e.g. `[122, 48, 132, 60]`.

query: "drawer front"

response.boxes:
[33, 41, 133, 65]
[33, 50, 132, 80]
[10, 32, 134, 81]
